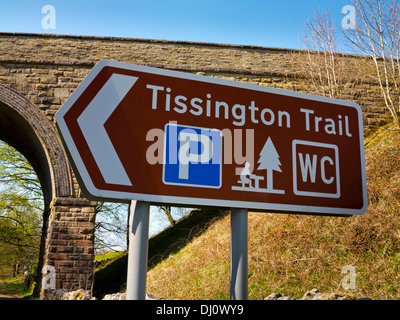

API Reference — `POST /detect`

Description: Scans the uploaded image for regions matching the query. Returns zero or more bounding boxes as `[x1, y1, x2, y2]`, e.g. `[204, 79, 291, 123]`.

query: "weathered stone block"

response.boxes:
[54, 87, 71, 98]
[40, 75, 57, 84]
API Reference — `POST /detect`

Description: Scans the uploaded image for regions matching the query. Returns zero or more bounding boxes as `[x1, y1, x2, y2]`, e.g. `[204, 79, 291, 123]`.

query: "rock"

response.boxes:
[42, 288, 92, 300]
[103, 292, 126, 300]
[42, 289, 68, 300]
[264, 289, 366, 301]
[63, 289, 92, 300]
[101, 292, 162, 300]
[301, 289, 357, 300]
[146, 292, 163, 300]
[301, 288, 320, 300]
[44, 289, 163, 300]
[264, 293, 295, 300]
[265, 293, 282, 300]
[320, 293, 356, 300]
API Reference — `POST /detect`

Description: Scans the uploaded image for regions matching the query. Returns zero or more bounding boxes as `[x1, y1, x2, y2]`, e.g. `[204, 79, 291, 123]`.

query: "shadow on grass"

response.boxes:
[92, 208, 227, 299]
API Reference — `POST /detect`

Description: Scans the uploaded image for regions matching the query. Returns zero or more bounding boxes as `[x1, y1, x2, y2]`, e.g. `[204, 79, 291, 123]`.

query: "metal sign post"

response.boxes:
[230, 208, 248, 300]
[126, 200, 150, 300]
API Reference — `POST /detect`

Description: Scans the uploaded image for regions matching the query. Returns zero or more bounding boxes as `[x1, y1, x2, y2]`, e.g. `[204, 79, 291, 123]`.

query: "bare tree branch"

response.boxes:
[344, 0, 400, 127]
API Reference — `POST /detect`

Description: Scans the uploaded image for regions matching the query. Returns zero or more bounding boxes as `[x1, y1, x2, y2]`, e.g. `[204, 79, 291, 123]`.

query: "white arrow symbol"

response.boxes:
[77, 73, 138, 186]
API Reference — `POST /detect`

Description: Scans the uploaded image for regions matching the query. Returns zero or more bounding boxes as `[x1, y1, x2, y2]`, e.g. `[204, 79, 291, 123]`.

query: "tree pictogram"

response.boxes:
[257, 137, 282, 191]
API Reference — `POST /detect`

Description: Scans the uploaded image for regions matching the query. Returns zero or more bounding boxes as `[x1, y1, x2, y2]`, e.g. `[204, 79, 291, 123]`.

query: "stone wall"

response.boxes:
[0, 32, 388, 128]
[43, 197, 96, 293]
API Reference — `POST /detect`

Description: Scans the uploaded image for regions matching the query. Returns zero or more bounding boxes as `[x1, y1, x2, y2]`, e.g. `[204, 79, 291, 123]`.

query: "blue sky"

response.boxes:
[1, 0, 351, 49]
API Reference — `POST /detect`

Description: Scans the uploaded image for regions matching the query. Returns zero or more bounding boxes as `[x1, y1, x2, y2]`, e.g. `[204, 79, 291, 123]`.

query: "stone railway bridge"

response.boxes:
[0, 32, 385, 297]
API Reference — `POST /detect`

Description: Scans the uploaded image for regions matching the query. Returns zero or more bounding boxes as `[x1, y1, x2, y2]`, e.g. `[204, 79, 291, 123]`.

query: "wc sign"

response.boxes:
[56, 60, 367, 216]
[292, 140, 340, 198]
[163, 124, 222, 188]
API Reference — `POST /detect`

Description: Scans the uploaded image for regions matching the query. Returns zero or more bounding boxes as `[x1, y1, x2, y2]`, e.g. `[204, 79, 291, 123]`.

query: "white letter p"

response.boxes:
[178, 130, 213, 180]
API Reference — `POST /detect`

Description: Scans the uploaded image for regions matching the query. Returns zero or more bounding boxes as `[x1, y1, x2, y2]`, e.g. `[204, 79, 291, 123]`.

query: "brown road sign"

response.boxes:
[56, 60, 367, 216]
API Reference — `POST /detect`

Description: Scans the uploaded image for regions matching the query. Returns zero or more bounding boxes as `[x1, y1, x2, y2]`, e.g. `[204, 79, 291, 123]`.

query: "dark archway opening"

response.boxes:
[0, 84, 95, 297]
[0, 139, 44, 295]
[0, 101, 53, 296]
[0, 102, 53, 209]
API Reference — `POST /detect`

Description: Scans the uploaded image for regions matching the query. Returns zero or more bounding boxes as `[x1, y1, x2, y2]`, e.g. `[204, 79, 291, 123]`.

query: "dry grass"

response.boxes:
[147, 123, 400, 300]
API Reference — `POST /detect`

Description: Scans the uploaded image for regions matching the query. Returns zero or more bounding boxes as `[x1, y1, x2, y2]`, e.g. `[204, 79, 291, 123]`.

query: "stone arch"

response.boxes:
[0, 84, 96, 297]
[0, 84, 74, 204]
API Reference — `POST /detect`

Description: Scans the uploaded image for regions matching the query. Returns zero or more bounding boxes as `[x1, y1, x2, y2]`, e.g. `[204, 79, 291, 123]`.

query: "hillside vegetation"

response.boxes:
[93, 209, 225, 298]
[144, 123, 400, 300]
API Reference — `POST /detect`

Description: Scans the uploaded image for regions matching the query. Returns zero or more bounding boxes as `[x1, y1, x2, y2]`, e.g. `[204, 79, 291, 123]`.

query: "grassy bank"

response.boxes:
[93, 208, 226, 298]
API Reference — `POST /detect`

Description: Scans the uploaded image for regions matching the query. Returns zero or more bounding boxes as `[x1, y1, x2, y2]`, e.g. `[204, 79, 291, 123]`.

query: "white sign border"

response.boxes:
[56, 60, 368, 216]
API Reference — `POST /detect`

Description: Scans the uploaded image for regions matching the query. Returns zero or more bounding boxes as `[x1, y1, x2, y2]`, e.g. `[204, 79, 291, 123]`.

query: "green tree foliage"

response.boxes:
[0, 141, 43, 275]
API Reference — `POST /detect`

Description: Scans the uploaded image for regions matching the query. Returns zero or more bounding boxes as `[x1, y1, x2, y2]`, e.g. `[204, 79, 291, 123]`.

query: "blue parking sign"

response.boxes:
[163, 123, 222, 188]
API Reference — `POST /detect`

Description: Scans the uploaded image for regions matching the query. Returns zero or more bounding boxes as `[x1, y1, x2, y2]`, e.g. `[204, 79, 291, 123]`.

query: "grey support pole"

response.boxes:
[230, 208, 248, 300]
[126, 200, 150, 300]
